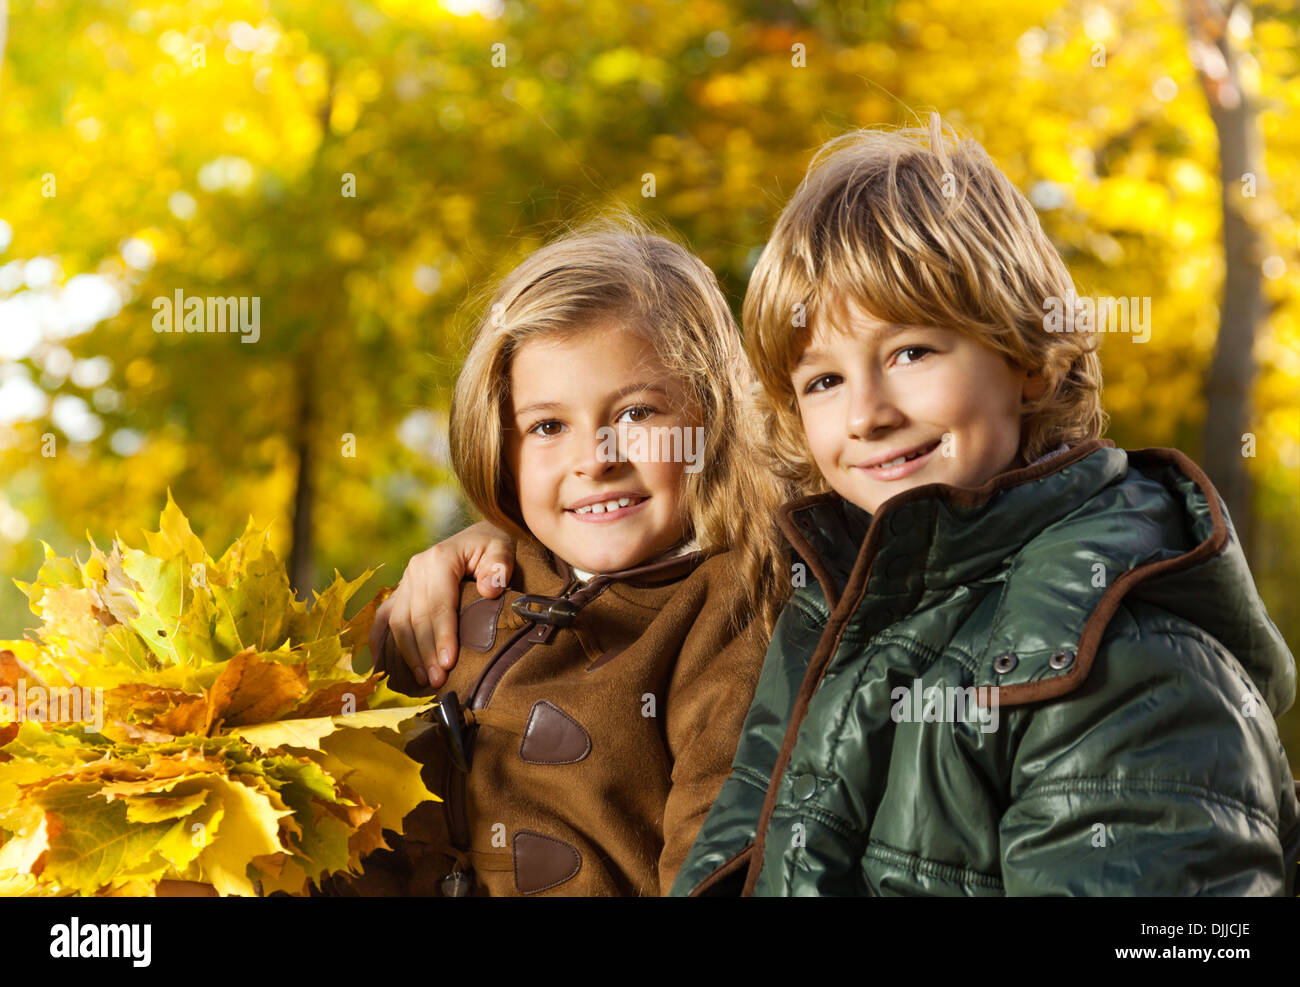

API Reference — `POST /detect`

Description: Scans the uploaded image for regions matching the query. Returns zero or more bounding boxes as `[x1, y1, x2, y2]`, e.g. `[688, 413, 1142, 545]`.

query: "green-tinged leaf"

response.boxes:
[212, 550, 294, 654]
[32, 781, 179, 895]
[119, 548, 189, 665]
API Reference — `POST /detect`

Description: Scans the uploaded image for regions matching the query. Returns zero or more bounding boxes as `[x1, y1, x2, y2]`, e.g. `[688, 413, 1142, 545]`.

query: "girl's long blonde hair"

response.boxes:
[449, 215, 791, 632]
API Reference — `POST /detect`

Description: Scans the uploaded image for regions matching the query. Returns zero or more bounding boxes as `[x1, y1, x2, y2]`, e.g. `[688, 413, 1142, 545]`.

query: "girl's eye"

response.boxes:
[616, 404, 656, 424]
[802, 373, 842, 395]
[894, 345, 933, 366]
[527, 420, 565, 437]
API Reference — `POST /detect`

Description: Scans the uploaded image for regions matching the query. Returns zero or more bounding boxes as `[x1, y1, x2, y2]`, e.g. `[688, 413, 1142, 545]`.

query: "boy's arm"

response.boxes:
[998, 607, 1300, 896]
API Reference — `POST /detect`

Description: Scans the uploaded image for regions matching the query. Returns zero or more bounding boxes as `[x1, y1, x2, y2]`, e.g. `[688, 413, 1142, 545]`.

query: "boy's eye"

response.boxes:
[527, 419, 565, 437]
[802, 373, 842, 395]
[894, 345, 933, 366]
[616, 404, 656, 424]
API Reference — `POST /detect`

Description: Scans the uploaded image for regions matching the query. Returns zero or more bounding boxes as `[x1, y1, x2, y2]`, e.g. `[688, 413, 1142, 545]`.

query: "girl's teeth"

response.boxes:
[572, 497, 640, 514]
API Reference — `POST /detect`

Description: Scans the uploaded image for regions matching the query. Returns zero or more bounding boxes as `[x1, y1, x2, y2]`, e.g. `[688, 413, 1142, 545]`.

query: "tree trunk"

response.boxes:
[287, 63, 336, 601]
[289, 357, 315, 601]
[1183, 0, 1265, 555]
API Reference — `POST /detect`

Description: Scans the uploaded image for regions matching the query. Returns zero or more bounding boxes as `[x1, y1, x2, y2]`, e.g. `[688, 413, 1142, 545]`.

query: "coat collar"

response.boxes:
[775, 439, 1292, 711]
[777, 438, 1121, 611]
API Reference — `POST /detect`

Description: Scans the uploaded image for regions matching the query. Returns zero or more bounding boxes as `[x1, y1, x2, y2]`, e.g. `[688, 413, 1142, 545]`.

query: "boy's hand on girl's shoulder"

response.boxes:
[367, 521, 517, 689]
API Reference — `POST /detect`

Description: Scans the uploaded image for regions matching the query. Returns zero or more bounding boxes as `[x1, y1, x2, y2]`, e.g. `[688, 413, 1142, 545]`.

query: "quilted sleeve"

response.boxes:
[998, 602, 1300, 896]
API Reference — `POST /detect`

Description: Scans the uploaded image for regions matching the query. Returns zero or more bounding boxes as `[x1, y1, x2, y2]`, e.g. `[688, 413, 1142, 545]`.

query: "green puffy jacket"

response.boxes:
[672, 440, 1300, 896]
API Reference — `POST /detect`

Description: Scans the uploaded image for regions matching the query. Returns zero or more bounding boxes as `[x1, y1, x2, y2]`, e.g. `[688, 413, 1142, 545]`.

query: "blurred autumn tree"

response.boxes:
[0, 0, 1296, 734]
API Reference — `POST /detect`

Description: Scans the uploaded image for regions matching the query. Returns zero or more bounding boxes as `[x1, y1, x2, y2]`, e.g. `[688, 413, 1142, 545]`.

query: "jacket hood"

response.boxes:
[778, 439, 1295, 715]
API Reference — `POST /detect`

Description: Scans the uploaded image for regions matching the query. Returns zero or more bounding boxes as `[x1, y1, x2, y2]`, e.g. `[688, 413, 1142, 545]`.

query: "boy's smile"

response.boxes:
[505, 322, 696, 574]
[792, 298, 1045, 515]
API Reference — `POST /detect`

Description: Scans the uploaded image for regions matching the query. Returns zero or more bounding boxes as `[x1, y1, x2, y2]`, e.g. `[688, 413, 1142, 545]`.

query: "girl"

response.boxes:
[365, 220, 788, 896]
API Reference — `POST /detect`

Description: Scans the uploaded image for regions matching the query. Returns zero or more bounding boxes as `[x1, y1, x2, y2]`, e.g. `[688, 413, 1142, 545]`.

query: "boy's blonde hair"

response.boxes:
[449, 216, 790, 630]
[744, 114, 1107, 492]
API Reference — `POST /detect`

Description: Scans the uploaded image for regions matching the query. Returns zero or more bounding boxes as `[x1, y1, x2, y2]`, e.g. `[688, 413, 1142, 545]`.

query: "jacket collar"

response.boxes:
[775, 439, 1294, 713]
[777, 438, 1120, 611]
[518, 537, 706, 599]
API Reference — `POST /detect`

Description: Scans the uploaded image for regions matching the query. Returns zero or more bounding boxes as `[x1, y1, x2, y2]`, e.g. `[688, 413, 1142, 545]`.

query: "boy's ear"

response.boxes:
[1021, 367, 1047, 402]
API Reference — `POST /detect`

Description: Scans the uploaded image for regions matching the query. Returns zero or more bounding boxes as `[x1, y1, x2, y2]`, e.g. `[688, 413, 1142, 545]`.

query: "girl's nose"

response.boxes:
[572, 427, 620, 478]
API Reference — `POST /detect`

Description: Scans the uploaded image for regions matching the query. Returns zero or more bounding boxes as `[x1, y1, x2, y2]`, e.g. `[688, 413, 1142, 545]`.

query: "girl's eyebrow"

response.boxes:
[513, 400, 564, 418]
[513, 383, 670, 419]
[609, 382, 671, 401]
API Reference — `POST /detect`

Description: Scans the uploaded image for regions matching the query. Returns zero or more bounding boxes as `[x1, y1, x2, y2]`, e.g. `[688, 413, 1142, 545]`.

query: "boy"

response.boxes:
[669, 116, 1300, 895]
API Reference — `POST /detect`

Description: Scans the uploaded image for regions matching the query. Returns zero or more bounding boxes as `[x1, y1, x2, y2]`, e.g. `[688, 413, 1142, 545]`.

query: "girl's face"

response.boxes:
[504, 321, 698, 574]
[791, 297, 1045, 515]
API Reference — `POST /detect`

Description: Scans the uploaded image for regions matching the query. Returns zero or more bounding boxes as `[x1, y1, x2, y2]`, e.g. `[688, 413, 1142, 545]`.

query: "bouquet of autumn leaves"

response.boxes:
[0, 494, 434, 897]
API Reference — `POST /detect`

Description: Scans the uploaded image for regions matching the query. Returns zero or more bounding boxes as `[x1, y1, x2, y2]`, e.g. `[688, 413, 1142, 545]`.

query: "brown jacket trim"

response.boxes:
[774, 493, 846, 610]
[460, 596, 506, 653]
[744, 438, 1115, 895]
[513, 831, 582, 894]
[992, 446, 1231, 707]
[519, 700, 591, 764]
[689, 844, 753, 897]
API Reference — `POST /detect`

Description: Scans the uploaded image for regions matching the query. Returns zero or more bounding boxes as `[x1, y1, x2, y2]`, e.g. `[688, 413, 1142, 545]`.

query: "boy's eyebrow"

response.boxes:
[513, 383, 671, 419]
[793, 323, 916, 369]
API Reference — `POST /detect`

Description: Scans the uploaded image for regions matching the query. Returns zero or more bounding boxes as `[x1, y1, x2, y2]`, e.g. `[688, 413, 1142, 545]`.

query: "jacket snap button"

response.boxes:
[1049, 649, 1075, 670]
[885, 555, 912, 580]
[791, 774, 817, 801]
[993, 653, 1018, 674]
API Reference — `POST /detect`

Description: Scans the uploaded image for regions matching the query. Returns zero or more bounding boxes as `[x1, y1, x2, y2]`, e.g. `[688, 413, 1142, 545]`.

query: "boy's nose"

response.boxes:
[846, 384, 905, 439]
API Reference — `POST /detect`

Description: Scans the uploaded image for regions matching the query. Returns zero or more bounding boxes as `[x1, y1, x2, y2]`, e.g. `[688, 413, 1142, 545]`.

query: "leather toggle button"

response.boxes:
[435, 691, 472, 772]
[791, 773, 817, 801]
[993, 653, 1018, 674]
[512, 595, 577, 628]
[1049, 649, 1075, 670]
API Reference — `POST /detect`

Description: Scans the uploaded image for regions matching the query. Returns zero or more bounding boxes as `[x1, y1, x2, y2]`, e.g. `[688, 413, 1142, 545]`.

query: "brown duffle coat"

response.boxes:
[362, 538, 765, 896]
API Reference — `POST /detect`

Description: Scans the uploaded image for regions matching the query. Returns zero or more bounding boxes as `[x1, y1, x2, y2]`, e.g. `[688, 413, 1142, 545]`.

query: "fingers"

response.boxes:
[373, 578, 428, 688]
[407, 544, 466, 688]
[466, 521, 516, 599]
[373, 522, 519, 693]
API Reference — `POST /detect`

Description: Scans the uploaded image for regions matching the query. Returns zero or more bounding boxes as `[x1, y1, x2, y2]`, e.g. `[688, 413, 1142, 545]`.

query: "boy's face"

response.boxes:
[791, 298, 1044, 515]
